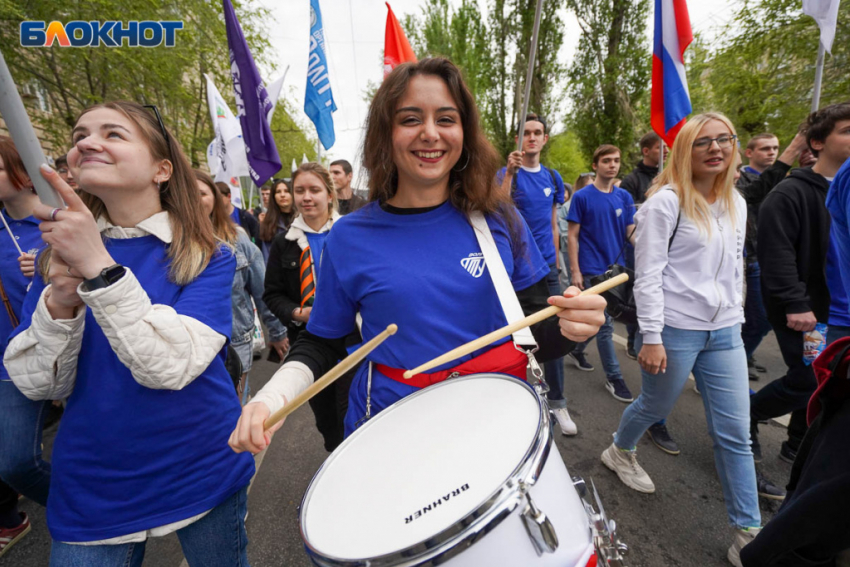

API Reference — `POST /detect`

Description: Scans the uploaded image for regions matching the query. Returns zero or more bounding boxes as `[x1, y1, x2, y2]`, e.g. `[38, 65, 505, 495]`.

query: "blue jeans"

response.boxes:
[615, 324, 760, 529]
[573, 273, 623, 382]
[0, 379, 51, 506]
[544, 263, 566, 408]
[741, 262, 772, 360]
[50, 486, 250, 566]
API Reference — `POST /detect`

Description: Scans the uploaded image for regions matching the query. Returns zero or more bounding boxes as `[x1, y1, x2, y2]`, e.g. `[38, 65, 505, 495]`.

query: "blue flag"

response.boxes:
[305, 0, 337, 150]
[222, 0, 281, 186]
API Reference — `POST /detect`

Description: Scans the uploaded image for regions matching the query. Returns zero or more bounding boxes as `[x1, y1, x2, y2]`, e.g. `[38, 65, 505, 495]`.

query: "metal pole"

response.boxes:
[811, 41, 826, 113]
[0, 50, 63, 208]
[516, 0, 545, 153]
[659, 141, 666, 173]
[246, 179, 254, 211]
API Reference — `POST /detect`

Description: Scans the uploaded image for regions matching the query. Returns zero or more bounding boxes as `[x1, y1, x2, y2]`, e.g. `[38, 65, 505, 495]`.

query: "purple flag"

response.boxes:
[222, 0, 281, 186]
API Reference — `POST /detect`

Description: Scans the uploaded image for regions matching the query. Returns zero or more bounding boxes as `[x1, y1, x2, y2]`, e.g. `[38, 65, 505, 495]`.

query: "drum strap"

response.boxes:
[375, 341, 528, 389]
[468, 211, 537, 349]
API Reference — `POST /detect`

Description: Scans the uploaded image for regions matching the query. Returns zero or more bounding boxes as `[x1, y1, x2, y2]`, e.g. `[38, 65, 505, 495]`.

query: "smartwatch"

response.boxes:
[83, 264, 126, 292]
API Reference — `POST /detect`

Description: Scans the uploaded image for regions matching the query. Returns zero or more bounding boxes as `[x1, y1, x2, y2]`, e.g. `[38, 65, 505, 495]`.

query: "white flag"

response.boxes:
[205, 73, 249, 207]
[265, 66, 288, 124]
[302, 153, 309, 164]
[803, 0, 842, 53]
[291, 159, 298, 174]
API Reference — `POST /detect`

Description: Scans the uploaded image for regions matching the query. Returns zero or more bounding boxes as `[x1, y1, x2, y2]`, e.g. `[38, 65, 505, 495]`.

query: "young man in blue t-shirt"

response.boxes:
[567, 144, 634, 403]
[498, 113, 575, 436]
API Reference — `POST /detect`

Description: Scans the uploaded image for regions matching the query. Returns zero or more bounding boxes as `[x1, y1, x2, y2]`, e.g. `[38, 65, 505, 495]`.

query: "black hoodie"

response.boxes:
[619, 160, 659, 204]
[757, 167, 832, 323]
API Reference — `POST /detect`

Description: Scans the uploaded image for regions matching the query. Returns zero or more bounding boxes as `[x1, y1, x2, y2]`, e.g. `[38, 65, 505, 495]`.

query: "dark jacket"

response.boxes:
[236, 207, 261, 249]
[338, 194, 367, 216]
[736, 161, 792, 263]
[619, 161, 659, 204]
[263, 232, 303, 335]
[757, 167, 832, 323]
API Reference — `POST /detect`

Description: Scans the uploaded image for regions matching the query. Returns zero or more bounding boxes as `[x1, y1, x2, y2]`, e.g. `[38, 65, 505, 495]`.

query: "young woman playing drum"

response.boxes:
[4, 102, 254, 566]
[229, 58, 606, 454]
[599, 113, 759, 566]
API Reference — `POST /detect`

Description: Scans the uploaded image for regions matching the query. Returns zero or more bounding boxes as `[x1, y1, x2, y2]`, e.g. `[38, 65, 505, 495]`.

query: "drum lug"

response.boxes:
[518, 481, 559, 556]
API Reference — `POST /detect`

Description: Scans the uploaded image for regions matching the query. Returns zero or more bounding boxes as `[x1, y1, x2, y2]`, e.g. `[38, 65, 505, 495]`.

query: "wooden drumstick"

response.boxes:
[403, 273, 629, 379]
[263, 324, 398, 431]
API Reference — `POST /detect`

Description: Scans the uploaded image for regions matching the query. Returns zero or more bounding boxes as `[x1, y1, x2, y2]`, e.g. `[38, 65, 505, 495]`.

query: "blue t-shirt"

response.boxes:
[12, 238, 255, 542]
[306, 201, 549, 435]
[305, 231, 329, 268]
[229, 206, 241, 226]
[566, 185, 635, 276]
[0, 211, 45, 382]
[826, 160, 850, 327]
[497, 165, 565, 265]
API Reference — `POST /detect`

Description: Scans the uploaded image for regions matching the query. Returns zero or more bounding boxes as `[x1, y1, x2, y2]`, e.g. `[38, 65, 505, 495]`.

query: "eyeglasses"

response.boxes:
[578, 173, 595, 178]
[693, 135, 737, 151]
[143, 104, 171, 149]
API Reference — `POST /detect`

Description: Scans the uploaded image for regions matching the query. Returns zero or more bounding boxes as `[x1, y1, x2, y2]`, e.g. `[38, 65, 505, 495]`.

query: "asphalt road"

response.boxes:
[4, 324, 793, 567]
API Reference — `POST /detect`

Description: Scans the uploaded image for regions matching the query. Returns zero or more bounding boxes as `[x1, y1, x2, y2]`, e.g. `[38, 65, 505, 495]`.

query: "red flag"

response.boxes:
[384, 2, 417, 77]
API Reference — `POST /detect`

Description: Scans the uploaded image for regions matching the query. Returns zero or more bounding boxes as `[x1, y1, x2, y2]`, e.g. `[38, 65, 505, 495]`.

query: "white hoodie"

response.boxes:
[633, 186, 746, 344]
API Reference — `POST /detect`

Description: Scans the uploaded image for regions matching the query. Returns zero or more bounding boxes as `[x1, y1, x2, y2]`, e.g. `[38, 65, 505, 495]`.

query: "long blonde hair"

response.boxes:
[645, 113, 739, 235]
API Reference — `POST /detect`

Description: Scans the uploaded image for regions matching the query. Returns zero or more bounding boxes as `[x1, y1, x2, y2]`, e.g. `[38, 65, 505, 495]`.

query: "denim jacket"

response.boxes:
[232, 230, 286, 347]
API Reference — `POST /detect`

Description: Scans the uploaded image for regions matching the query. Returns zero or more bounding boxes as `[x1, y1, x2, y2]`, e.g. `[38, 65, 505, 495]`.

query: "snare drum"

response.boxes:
[300, 373, 597, 566]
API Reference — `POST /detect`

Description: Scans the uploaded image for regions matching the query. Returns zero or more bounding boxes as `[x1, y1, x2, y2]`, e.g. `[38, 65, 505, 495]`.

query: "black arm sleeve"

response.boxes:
[262, 237, 300, 326]
[517, 277, 577, 362]
[285, 330, 350, 381]
[737, 161, 792, 206]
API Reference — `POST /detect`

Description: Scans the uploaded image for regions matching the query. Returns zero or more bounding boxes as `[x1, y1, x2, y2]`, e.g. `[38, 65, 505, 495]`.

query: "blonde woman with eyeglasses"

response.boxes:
[599, 113, 759, 567]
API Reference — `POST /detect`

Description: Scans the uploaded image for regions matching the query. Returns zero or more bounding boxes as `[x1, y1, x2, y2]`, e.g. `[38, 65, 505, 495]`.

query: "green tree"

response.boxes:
[566, 0, 652, 165]
[545, 130, 589, 186]
[404, 0, 566, 159]
[0, 0, 311, 171]
[686, 0, 849, 147]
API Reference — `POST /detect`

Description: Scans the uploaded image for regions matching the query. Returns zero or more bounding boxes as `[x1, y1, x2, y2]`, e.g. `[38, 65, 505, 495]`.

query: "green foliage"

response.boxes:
[270, 94, 316, 173]
[0, 0, 311, 171]
[403, 0, 566, 160]
[566, 0, 652, 166]
[545, 130, 589, 186]
[687, 0, 850, 147]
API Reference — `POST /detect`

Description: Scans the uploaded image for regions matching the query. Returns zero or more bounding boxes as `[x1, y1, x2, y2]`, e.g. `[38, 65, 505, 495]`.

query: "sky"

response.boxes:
[256, 0, 738, 182]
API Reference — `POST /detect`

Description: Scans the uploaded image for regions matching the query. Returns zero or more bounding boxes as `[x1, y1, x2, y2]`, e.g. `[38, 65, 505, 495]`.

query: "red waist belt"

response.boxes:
[376, 341, 528, 389]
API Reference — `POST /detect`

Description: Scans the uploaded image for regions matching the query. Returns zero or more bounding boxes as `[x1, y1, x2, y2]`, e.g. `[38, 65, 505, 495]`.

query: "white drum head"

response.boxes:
[301, 374, 542, 561]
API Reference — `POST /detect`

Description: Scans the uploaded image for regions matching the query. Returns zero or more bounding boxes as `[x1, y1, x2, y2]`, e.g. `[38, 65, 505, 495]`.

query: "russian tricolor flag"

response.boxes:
[651, 0, 693, 147]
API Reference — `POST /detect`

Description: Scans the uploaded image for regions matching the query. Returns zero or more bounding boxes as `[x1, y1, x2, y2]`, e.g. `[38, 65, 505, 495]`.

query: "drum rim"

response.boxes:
[299, 372, 553, 567]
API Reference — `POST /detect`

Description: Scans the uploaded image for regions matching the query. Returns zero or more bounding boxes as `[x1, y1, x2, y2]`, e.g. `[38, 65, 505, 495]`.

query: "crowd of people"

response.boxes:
[0, 56, 848, 567]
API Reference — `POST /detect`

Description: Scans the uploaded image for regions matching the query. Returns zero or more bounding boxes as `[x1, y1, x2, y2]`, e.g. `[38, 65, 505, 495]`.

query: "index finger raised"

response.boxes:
[39, 164, 85, 211]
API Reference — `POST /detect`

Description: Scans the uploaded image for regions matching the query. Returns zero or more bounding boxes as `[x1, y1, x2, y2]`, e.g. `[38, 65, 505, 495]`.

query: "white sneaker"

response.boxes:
[727, 527, 760, 567]
[601, 443, 655, 493]
[552, 407, 577, 436]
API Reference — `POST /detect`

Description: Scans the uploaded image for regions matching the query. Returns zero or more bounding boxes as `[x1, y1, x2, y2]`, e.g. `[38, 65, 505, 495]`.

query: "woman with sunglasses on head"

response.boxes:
[598, 113, 759, 567]
[258, 178, 295, 264]
[195, 170, 288, 400]
[4, 102, 254, 566]
[229, 58, 606, 455]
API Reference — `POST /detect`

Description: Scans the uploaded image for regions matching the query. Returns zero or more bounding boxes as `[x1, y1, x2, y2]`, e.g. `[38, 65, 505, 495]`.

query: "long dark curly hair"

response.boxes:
[362, 58, 522, 242]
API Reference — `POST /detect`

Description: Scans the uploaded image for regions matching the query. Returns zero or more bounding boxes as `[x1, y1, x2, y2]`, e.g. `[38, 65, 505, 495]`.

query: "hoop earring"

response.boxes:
[453, 151, 471, 172]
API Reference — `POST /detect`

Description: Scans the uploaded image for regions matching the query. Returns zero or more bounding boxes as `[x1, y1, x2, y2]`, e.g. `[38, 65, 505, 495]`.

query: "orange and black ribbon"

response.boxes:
[299, 246, 315, 308]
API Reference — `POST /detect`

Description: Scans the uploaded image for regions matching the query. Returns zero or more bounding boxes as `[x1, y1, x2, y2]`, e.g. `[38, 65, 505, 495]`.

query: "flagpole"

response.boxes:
[516, 0, 544, 153]
[811, 41, 826, 113]
[0, 51, 63, 209]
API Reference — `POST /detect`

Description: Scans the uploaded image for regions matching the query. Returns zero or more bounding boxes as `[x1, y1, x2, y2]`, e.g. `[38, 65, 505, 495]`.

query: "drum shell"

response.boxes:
[300, 374, 594, 567]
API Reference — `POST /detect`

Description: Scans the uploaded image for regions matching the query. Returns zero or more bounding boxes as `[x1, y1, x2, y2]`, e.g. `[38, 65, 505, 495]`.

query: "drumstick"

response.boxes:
[263, 323, 398, 431]
[0, 213, 23, 256]
[403, 273, 629, 379]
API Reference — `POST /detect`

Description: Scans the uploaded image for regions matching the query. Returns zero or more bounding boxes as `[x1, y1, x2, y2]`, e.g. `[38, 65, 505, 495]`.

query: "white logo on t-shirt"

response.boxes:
[544, 187, 552, 197]
[615, 208, 622, 217]
[460, 253, 486, 278]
